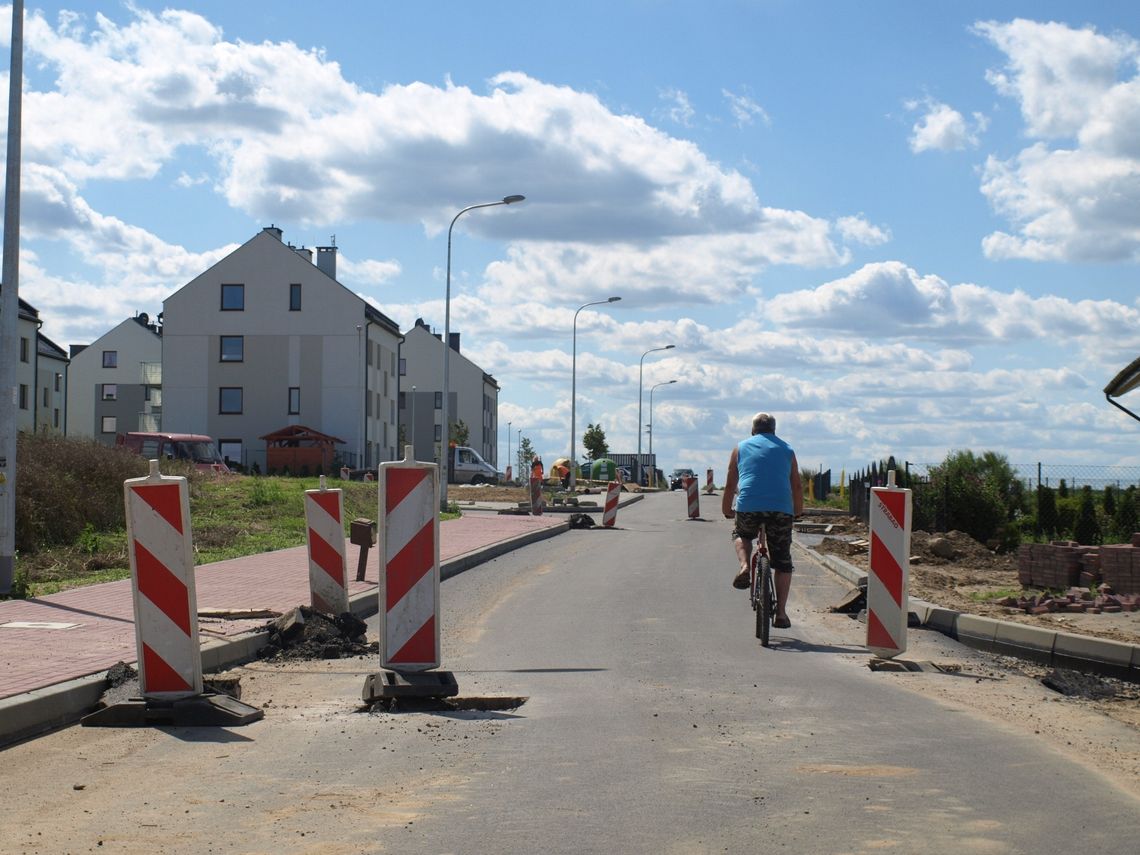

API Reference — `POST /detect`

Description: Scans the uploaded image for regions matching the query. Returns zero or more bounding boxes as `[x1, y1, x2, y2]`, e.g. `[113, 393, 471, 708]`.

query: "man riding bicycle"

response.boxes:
[722, 412, 804, 629]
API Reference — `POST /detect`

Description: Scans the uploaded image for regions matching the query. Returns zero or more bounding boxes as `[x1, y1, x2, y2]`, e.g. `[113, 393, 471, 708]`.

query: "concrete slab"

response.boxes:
[1053, 631, 1136, 680]
[992, 621, 1057, 665]
[952, 614, 1000, 651]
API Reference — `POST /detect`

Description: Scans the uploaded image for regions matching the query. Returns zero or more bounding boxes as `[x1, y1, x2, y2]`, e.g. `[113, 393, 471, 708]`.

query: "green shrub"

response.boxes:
[1036, 485, 1057, 539]
[1111, 487, 1138, 542]
[927, 450, 1024, 549]
[1072, 486, 1102, 545]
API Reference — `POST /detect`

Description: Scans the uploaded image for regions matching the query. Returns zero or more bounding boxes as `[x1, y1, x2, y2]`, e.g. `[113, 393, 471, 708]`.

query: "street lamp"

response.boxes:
[637, 344, 674, 485]
[649, 379, 676, 488]
[441, 194, 525, 509]
[569, 296, 621, 490]
[410, 385, 416, 458]
[1105, 355, 1140, 424]
[507, 420, 512, 482]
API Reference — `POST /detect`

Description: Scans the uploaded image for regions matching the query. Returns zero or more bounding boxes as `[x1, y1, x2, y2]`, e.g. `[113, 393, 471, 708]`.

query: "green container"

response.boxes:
[589, 459, 616, 482]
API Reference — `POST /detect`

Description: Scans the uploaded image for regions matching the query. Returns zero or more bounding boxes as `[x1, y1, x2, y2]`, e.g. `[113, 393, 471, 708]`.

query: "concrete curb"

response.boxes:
[0, 519, 572, 749]
[797, 543, 1140, 682]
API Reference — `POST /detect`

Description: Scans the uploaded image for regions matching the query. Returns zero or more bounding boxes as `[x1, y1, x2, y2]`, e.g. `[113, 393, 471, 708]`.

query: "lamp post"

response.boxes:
[441, 194, 525, 510]
[410, 385, 416, 458]
[637, 344, 674, 485]
[356, 324, 364, 468]
[649, 379, 676, 488]
[506, 420, 512, 482]
[569, 296, 621, 490]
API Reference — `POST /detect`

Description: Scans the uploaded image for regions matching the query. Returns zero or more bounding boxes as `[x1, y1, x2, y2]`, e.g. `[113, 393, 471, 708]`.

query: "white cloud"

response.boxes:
[974, 19, 1140, 260]
[722, 87, 769, 128]
[836, 214, 891, 246]
[658, 87, 694, 127]
[340, 256, 402, 285]
[906, 97, 986, 152]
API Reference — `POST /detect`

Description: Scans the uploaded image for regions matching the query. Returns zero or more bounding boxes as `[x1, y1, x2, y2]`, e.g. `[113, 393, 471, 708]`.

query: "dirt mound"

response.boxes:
[258, 606, 377, 661]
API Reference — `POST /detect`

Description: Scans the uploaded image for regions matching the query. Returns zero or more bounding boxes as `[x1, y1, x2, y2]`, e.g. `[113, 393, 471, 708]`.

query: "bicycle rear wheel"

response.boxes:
[758, 554, 772, 647]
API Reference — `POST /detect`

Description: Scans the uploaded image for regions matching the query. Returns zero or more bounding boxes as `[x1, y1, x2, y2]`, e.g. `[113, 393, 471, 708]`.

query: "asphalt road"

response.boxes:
[2, 494, 1136, 854]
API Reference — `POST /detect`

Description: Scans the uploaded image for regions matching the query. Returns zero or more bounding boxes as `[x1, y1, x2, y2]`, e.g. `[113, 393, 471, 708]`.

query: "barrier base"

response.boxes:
[362, 670, 459, 703]
[81, 692, 264, 728]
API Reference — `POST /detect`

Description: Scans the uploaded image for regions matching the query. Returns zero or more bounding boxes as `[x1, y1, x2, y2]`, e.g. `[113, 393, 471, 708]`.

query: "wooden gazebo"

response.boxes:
[260, 425, 344, 475]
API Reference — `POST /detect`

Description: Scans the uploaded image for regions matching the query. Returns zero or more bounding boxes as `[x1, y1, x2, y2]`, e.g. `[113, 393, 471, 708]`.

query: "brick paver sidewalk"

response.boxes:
[0, 512, 563, 700]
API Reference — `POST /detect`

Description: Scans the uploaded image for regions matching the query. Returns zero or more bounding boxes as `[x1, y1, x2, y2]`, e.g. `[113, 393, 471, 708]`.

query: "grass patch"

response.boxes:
[8, 439, 462, 598]
[968, 587, 1024, 602]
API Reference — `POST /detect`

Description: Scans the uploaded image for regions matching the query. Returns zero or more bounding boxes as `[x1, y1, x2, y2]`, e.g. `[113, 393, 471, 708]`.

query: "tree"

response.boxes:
[1036, 485, 1057, 540]
[1112, 486, 1138, 542]
[1104, 485, 1116, 517]
[450, 419, 469, 447]
[582, 423, 609, 460]
[1072, 485, 1102, 545]
[1058, 478, 1069, 498]
[928, 450, 1021, 549]
[517, 436, 536, 479]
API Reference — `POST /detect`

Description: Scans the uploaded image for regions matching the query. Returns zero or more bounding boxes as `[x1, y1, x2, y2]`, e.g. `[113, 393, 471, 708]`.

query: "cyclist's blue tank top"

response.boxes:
[736, 433, 794, 514]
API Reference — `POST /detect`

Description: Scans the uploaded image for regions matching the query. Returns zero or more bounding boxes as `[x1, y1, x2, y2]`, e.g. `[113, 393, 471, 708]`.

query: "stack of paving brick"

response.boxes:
[1099, 533, 1140, 595]
[1017, 541, 1091, 589]
[997, 589, 1139, 614]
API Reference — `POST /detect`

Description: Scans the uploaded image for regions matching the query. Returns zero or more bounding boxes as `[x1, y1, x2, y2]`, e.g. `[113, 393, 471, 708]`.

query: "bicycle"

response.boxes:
[748, 524, 775, 647]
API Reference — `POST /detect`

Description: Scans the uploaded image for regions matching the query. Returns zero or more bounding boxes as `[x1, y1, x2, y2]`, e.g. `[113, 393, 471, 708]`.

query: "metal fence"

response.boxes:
[846, 460, 1140, 528]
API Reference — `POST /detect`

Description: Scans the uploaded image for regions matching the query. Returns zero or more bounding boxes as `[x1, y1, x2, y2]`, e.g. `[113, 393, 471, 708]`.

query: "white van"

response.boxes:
[450, 446, 500, 484]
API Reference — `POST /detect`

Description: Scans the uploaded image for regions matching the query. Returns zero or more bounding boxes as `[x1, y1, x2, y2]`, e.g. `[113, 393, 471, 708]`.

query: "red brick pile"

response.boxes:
[996, 588, 1140, 615]
[1017, 534, 1140, 595]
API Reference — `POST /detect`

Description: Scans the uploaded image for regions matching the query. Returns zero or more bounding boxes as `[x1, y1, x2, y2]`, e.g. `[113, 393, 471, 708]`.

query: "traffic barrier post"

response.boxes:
[602, 481, 620, 527]
[83, 460, 262, 727]
[867, 470, 912, 659]
[684, 476, 700, 519]
[304, 476, 350, 615]
[704, 468, 716, 494]
[364, 446, 457, 703]
[530, 477, 544, 516]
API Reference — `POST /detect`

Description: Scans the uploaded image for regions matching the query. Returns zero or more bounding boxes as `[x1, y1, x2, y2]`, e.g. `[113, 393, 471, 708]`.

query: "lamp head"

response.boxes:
[607, 296, 621, 303]
[502, 194, 526, 204]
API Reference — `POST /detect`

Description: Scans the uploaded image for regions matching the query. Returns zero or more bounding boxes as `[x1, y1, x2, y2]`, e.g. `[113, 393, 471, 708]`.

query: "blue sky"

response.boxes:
[4, 1, 1140, 481]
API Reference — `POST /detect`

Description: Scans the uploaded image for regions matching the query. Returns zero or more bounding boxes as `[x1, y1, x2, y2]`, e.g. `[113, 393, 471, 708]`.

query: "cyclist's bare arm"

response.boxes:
[722, 447, 739, 519]
[789, 452, 805, 519]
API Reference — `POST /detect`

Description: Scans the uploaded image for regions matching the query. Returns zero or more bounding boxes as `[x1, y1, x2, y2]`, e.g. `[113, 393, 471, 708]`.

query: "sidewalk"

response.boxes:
[0, 510, 568, 747]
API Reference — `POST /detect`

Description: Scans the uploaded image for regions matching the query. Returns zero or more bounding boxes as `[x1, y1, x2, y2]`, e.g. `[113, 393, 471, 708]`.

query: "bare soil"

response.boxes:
[809, 514, 1140, 647]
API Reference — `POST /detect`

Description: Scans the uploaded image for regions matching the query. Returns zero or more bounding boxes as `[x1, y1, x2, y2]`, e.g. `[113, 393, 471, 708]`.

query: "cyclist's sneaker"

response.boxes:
[773, 616, 791, 628]
[732, 570, 750, 589]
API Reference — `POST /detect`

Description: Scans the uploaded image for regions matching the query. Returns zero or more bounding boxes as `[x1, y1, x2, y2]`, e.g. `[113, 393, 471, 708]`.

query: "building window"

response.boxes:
[289, 283, 302, 311]
[42, 387, 49, 407]
[366, 341, 372, 366]
[54, 373, 61, 392]
[18, 384, 27, 409]
[434, 424, 442, 441]
[434, 391, 442, 409]
[53, 409, 60, 428]
[102, 350, 118, 368]
[288, 387, 300, 414]
[101, 416, 117, 433]
[219, 440, 242, 468]
[102, 383, 117, 401]
[221, 283, 245, 311]
[399, 358, 406, 376]
[220, 335, 244, 362]
[19, 337, 28, 362]
[399, 391, 406, 409]
[219, 387, 243, 414]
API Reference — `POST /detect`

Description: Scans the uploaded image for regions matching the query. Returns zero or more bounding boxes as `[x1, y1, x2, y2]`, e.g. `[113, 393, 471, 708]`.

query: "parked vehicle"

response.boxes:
[449, 445, 501, 484]
[669, 468, 695, 490]
[116, 432, 231, 474]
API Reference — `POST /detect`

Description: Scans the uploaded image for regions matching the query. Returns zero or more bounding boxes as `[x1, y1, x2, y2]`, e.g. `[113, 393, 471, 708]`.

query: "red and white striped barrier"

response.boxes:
[304, 476, 349, 615]
[602, 481, 620, 527]
[684, 476, 700, 519]
[705, 468, 716, 494]
[530, 477, 544, 516]
[379, 446, 440, 670]
[867, 470, 912, 659]
[124, 461, 202, 699]
[505, 465, 512, 484]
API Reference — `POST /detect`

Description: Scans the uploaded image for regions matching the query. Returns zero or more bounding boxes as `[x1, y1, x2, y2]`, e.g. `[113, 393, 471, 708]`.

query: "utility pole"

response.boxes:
[0, 0, 25, 594]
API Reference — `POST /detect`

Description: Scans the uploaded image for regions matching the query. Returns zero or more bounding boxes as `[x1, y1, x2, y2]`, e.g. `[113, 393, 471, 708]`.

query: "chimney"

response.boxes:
[262, 225, 283, 240]
[292, 245, 312, 262]
[317, 245, 337, 280]
[449, 332, 460, 353]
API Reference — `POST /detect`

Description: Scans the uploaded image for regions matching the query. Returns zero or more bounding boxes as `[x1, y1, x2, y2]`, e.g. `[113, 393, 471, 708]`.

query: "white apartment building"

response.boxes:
[399, 319, 500, 467]
[67, 314, 163, 444]
[14, 298, 68, 435]
[162, 227, 402, 472]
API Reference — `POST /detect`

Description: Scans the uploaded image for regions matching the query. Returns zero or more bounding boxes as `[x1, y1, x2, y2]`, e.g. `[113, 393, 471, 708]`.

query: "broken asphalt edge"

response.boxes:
[795, 542, 1140, 684]
[0, 517, 572, 750]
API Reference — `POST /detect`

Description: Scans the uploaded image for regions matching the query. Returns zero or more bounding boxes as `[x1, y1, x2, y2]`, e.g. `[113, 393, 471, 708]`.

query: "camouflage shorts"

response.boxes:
[731, 511, 794, 572]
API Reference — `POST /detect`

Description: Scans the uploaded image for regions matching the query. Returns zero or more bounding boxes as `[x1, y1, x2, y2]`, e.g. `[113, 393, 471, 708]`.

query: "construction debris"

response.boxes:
[258, 606, 376, 660]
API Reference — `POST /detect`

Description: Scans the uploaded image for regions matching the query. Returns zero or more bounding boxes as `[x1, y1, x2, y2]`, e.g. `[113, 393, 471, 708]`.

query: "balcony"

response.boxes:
[140, 362, 162, 385]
